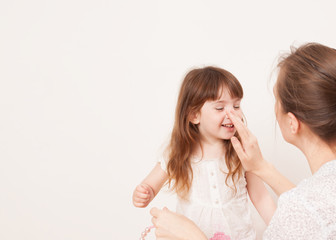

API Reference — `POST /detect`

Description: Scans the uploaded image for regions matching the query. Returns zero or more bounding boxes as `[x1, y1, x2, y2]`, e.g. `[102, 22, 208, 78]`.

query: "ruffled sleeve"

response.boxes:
[158, 157, 168, 173]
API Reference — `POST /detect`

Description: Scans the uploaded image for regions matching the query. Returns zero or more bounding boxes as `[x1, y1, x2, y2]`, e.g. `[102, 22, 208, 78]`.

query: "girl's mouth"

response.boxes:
[222, 124, 234, 128]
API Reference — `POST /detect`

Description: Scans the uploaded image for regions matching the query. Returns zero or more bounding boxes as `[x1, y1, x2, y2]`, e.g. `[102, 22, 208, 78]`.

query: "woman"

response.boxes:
[150, 42, 336, 240]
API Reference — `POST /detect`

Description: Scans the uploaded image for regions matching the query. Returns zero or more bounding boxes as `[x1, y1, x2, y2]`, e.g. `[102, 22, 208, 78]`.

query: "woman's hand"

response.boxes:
[150, 207, 207, 240]
[228, 110, 295, 195]
[228, 110, 266, 174]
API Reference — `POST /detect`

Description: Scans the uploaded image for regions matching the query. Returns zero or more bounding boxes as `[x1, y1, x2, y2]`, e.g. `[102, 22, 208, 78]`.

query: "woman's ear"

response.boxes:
[189, 111, 200, 125]
[288, 112, 300, 134]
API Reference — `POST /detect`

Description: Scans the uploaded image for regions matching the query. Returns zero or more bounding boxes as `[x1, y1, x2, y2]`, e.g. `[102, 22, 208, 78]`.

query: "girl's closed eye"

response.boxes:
[215, 107, 224, 111]
[234, 105, 240, 109]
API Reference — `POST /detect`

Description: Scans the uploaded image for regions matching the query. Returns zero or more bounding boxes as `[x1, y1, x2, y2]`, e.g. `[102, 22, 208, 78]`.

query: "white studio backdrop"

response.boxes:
[0, 0, 335, 239]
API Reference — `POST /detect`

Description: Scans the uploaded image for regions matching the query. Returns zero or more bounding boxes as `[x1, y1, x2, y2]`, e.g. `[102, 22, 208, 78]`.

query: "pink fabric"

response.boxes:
[209, 232, 231, 240]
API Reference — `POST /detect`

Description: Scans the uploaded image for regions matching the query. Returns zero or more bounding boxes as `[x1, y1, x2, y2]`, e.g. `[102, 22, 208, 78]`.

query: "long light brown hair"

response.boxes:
[166, 66, 244, 198]
[277, 43, 336, 146]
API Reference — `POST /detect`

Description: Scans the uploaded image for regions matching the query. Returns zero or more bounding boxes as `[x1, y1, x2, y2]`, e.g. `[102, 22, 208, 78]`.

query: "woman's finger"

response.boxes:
[230, 136, 247, 162]
[151, 215, 157, 226]
[150, 207, 161, 218]
[228, 111, 250, 140]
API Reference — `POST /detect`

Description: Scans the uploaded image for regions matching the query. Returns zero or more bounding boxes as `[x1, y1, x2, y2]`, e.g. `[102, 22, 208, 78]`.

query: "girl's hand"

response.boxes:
[228, 110, 266, 174]
[150, 207, 207, 240]
[132, 183, 154, 208]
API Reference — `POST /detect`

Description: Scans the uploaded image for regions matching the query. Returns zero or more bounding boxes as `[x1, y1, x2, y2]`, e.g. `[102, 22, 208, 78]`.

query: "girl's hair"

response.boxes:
[276, 43, 336, 145]
[166, 66, 244, 198]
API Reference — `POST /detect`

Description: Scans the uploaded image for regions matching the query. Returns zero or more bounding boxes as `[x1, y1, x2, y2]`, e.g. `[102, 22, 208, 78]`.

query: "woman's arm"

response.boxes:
[246, 172, 277, 224]
[150, 207, 207, 240]
[132, 162, 168, 208]
[228, 111, 295, 196]
[253, 161, 295, 196]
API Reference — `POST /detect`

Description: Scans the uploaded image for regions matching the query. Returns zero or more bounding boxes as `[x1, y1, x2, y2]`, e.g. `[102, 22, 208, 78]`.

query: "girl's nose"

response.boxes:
[224, 106, 234, 119]
[224, 107, 233, 116]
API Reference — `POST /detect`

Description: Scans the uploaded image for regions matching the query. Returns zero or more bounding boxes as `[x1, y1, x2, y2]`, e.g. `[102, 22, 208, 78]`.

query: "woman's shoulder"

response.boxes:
[295, 159, 336, 196]
[280, 160, 336, 207]
[265, 187, 332, 240]
[266, 161, 336, 239]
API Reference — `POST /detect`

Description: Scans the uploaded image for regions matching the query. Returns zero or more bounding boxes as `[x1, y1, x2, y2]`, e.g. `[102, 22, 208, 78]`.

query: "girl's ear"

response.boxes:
[288, 112, 300, 134]
[189, 111, 200, 125]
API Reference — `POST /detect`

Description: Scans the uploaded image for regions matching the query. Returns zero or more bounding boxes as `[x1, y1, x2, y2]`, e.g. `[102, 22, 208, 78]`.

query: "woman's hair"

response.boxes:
[165, 66, 244, 198]
[276, 43, 336, 145]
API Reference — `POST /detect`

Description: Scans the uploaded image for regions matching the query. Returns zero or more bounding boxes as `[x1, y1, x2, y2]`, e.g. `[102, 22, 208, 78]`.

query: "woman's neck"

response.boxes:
[193, 140, 226, 159]
[297, 134, 336, 174]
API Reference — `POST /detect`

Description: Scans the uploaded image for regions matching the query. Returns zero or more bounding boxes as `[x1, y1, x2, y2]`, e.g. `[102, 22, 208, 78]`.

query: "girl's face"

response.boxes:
[193, 88, 243, 143]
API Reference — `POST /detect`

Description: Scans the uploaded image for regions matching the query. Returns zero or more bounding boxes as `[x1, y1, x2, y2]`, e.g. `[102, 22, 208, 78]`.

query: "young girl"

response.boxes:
[132, 66, 276, 239]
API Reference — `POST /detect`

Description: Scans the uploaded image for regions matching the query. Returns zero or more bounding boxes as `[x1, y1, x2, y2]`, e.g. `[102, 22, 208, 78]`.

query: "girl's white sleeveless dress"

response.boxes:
[160, 156, 256, 240]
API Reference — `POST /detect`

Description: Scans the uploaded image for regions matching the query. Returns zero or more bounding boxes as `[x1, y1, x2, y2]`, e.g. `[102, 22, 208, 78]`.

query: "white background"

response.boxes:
[0, 0, 335, 239]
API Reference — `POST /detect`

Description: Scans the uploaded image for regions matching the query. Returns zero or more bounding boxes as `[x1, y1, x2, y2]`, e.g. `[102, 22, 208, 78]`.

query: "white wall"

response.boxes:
[0, 0, 335, 239]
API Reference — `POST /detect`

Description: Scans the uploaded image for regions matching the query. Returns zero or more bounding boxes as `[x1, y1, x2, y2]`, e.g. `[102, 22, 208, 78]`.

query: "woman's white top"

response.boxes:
[160, 156, 256, 240]
[264, 160, 336, 240]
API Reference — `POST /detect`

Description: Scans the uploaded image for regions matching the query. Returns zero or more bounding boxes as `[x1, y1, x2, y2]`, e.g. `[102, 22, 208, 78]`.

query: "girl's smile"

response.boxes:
[221, 123, 235, 129]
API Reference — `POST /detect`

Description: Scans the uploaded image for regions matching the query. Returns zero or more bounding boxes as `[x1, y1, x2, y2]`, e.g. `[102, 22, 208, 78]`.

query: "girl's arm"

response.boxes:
[228, 111, 295, 196]
[132, 162, 168, 208]
[246, 172, 277, 224]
